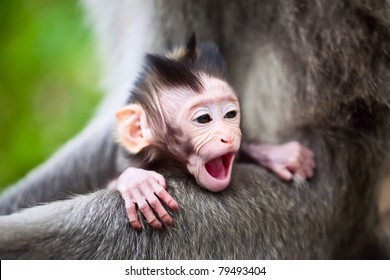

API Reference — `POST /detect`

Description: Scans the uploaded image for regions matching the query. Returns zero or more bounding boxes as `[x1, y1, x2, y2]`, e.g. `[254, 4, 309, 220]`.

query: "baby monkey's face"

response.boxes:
[177, 76, 242, 192]
[116, 74, 241, 192]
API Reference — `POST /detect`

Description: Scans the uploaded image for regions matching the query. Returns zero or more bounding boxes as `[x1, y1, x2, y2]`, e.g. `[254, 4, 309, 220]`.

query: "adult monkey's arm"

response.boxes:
[0, 115, 118, 215]
[0, 160, 373, 260]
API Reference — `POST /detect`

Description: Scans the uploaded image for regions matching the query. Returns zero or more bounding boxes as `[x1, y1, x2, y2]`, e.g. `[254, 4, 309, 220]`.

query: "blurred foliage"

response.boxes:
[0, 0, 102, 190]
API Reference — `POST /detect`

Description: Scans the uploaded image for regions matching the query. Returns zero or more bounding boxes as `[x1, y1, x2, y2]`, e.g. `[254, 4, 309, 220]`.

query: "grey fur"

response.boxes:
[0, 0, 390, 259]
[0, 160, 373, 259]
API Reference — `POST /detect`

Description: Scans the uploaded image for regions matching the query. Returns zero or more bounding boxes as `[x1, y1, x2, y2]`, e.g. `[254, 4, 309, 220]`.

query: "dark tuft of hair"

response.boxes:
[128, 34, 229, 105]
[195, 42, 228, 81]
[185, 32, 197, 62]
[145, 54, 203, 93]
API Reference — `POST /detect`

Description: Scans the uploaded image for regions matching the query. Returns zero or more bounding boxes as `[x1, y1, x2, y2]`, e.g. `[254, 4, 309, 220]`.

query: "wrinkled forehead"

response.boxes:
[199, 75, 237, 99]
[160, 75, 237, 104]
[157, 75, 238, 121]
[186, 75, 239, 113]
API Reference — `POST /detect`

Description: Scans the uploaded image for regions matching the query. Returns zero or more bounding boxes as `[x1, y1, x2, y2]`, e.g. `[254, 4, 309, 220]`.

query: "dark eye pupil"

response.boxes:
[225, 111, 237, 119]
[196, 114, 212, 123]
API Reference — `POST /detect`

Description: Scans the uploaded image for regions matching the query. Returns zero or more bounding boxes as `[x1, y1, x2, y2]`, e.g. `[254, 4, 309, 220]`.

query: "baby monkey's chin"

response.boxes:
[196, 152, 236, 192]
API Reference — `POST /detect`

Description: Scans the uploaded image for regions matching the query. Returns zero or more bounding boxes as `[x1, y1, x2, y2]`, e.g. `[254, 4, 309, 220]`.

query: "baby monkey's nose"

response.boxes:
[220, 134, 234, 144]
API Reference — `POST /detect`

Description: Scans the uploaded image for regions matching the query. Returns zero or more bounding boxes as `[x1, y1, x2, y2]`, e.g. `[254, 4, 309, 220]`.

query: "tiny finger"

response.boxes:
[286, 158, 301, 172]
[274, 166, 293, 181]
[138, 202, 163, 229]
[294, 168, 307, 181]
[133, 192, 163, 229]
[125, 202, 142, 230]
[302, 147, 315, 160]
[156, 175, 166, 188]
[143, 189, 173, 226]
[153, 185, 179, 211]
[303, 156, 315, 171]
[144, 187, 174, 226]
[303, 162, 313, 178]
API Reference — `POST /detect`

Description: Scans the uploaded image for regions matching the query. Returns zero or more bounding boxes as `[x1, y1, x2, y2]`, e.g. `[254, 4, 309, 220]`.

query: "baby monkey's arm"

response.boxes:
[110, 167, 179, 230]
[242, 141, 316, 181]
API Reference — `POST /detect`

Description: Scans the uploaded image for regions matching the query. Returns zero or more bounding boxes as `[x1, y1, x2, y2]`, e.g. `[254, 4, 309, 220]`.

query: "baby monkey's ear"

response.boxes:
[115, 104, 152, 153]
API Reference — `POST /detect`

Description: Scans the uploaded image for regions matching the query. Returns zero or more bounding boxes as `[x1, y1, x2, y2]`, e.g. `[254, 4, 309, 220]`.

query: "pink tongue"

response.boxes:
[205, 157, 226, 179]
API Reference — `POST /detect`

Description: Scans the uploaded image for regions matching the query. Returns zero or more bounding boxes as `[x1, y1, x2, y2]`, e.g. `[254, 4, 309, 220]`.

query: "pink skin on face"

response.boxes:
[179, 75, 242, 192]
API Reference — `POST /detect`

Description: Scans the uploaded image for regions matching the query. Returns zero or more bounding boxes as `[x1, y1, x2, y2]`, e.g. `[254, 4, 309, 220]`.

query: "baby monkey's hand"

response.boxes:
[243, 141, 315, 181]
[113, 167, 179, 230]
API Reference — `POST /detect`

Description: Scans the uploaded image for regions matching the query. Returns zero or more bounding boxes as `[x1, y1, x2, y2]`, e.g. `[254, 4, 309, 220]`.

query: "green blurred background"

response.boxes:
[0, 0, 102, 190]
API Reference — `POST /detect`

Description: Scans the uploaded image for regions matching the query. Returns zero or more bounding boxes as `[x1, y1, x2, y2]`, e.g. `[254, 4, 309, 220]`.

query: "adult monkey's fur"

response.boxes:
[0, 0, 390, 259]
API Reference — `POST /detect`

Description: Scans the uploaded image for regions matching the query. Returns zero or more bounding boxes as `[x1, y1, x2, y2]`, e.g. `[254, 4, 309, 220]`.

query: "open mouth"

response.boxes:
[205, 152, 235, 180]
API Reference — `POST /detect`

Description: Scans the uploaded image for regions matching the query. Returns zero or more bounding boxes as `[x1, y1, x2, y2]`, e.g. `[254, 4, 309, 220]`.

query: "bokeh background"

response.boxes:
[0, 0, 102, 190]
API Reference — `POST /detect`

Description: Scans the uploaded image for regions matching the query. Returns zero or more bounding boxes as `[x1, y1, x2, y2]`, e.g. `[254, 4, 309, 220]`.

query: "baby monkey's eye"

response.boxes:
[224, 110, 237, 119]
[195, 114, 212, 124]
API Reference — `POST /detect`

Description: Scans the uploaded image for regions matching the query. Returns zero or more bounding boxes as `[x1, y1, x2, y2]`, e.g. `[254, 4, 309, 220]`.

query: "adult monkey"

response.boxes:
[0, 0, 390, 259]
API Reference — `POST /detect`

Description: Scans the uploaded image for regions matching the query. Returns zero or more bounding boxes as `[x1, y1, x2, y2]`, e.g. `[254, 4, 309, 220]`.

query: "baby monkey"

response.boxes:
[113, 36, 315, 230]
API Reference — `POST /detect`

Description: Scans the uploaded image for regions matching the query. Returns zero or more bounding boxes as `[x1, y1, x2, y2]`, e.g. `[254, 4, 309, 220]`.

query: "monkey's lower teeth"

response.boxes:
[205, 157, 226, 179]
